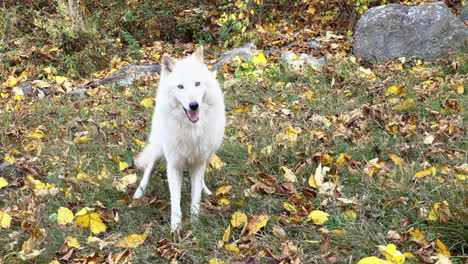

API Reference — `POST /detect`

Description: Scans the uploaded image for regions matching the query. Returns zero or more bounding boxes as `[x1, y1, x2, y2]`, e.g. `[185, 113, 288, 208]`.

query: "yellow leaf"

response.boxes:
[230, 211, 248, 228]
[152, 53, 161, 59]
[215, 184, 232, 196]
[321, 154, 333, 165]
[306, 210, 329, 225]
[435, 238, 451, 256]
[414, 167, 437, 179]
[27, 129, 44, 139]
[222, 225, 231, 242]
[115, 234, 147, 248]
[389, 153, 404, 167]
[342, 209, 357, 220]
[403, 252, 416, 258]
[409, 228, 425, 243]
[233, 105, 252, 113]
[0, 211, 12, 229]
[386, 85, 406, 96]
[3, 75, 18, 87]
[377, 244, 405, 264]
[392, 98, 415, 111]
[247, 215, 269, 235]
[308, 163, 329, 188]
[49, 260, 60, 264]
[210, 154, 226, 170]
[75, 212, 107, 234]
[357, 256, 392, 264]
[358, 66, 376, 81]
[132, 137, 147, 147]
[65, 235, 81, 248]
[252, 52, 267, 66]
[74, 137, 90, 144]
[119, 161, 129, 171]
[0, 177, 8, 189]
[209, 258, 226, 264]
[219, 197, 230, 205]
[32, 80, 51, 88]
[115, 173, 137, 192]
[57, 207, 74, 225]
[281, 166, 297, 182]
[336, 153, 351, 167]
[224, 243, 240, 254]
[140, 97, 155, 108]
[4, 154, 15, 164]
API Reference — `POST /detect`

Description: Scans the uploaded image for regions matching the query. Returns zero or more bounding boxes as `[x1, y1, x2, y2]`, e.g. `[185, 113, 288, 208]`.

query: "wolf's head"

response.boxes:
[158, 46, 219, 123]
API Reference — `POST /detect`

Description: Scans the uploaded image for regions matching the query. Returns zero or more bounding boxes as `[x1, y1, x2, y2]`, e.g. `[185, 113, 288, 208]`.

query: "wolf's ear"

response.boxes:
[161, 54, 176, 74]
[192, 46, 204, 62]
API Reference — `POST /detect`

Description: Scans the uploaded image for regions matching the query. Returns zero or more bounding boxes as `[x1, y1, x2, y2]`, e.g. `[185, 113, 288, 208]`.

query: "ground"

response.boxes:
[0, 48, 466, 263]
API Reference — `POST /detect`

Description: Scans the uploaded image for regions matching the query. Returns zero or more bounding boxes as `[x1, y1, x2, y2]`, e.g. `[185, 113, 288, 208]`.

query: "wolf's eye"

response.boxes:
[195, 81, 200, 86]
[177, 84, 184, 89]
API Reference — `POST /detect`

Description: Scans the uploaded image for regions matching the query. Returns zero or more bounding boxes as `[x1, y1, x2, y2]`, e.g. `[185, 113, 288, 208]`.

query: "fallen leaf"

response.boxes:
[27, 129, 45, 139]
[4, 154, 15, 164]
[118, 161, 129, 171]
[281, 166, 297, 182]
[246, 215, 269, 235]
[210, 154, 226, 170]
[392, 98, 415, 111]
[231, 211, 248, 228]
[306, 210, 329, 225]
[75, 210, 107, 235]
[210, 258, 227, 264]
[57, 207, 74, 225]
[0, 177, 9, 189]
[357, 256, 392, 264]
[65, 235, 81, 248]
[414, 167, 437, 179]
[140, 97, 155, 108]
[115, 174, 137, 192]
[388, 153, 404, 167]
[435, 239, 451, 256]
[224, 243, 240, 254]
[222, 225, 231, 242]
[309, 163, 329, 188]
[215, 184, 232, 196]
[115, 234, 147, 248]
[252, 52, 267, 66]
[0, 210, 12, 228]
[423, 134, 435, 144]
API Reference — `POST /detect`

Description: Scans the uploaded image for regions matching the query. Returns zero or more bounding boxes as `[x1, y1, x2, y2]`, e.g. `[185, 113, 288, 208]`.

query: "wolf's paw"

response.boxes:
[202, 184, 213, 196]
[133, 188, 144, 199]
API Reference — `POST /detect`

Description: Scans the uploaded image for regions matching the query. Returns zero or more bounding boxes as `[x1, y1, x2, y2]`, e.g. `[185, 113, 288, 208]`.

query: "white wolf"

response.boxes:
[133, 46, 226, 231]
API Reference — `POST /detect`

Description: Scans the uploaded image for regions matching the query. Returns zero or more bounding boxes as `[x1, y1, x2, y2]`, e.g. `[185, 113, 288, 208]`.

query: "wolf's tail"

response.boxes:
[135, 142, 162, 168]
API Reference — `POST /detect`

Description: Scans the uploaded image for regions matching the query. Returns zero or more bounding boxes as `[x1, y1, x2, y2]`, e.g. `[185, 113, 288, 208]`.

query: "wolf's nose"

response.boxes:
[189, 102, 199, 111]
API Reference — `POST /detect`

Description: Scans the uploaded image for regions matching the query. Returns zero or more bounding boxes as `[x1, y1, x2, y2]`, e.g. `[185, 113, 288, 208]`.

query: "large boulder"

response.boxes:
[354, 2, 468, 61]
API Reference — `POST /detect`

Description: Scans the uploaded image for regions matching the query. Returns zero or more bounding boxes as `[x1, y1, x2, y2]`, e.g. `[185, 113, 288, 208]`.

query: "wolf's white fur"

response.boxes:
[133, 47, 225, 231]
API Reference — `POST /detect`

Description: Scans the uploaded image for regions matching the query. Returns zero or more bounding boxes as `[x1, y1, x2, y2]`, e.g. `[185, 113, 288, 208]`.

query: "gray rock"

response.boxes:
[92, 64, 161, 87]
[211, 43, 258, 71]
[0, 162, 22, 178]
[280, 52, 325, 69]
[20, 82, 34, 95]
[354, 2, 468, 61]
[461, 5, 468, 22]
[66, 88, 87, 98]
[307, 40, 322, 49]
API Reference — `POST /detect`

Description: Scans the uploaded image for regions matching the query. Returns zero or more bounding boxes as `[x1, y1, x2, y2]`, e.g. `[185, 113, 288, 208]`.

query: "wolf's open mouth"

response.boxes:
[182, 106, 199, 123]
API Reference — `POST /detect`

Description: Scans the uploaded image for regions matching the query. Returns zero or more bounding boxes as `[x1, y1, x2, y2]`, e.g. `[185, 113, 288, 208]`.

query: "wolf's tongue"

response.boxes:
[188, 110, 199, 122]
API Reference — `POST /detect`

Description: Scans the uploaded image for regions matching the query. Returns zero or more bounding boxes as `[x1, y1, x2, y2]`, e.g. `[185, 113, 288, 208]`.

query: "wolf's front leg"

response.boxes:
[190, 164, 206, 222]
[167, 165, 183, 231]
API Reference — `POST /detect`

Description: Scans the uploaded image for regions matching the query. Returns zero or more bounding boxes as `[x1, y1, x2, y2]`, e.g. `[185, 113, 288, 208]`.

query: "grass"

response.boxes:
[0, 53, 467, 263]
